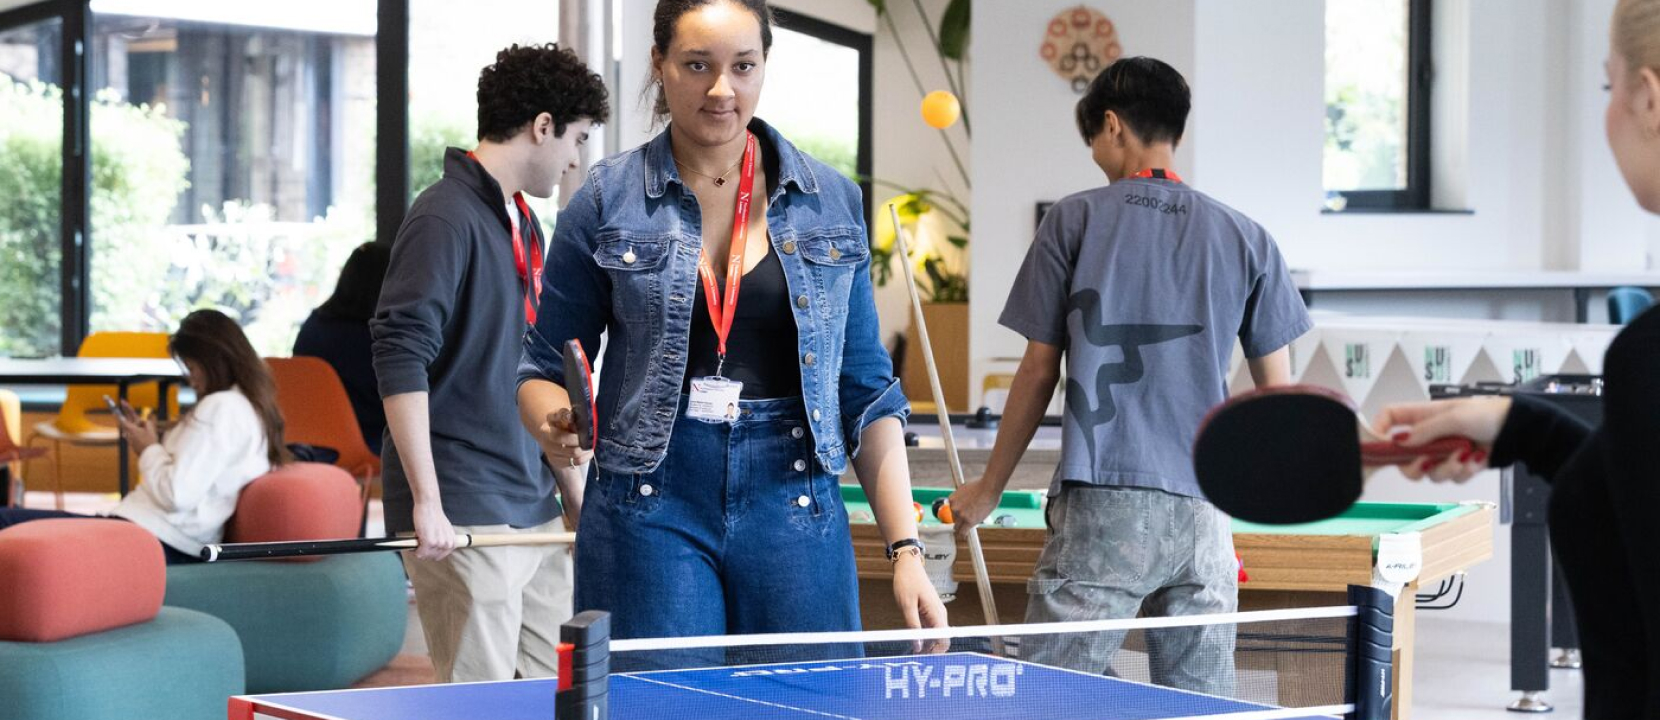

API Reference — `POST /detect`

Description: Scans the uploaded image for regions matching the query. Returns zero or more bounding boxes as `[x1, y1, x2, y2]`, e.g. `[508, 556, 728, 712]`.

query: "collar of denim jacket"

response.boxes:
[645, 117, 820, 200]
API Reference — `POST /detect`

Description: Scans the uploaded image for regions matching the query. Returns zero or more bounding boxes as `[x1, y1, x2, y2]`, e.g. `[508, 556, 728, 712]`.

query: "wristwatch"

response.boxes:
[885, 537, 926, 562]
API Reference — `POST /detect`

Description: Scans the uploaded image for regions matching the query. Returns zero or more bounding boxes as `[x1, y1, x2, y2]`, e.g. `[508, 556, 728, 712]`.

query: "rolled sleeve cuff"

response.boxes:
[517, 325, 568, 389]
[375, 357, 431, 397]
[841, 377, 910, 460]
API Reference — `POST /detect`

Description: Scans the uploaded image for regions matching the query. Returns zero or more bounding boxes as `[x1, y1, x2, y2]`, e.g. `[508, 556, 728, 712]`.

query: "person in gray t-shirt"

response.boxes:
[946, 57, 1310, 694]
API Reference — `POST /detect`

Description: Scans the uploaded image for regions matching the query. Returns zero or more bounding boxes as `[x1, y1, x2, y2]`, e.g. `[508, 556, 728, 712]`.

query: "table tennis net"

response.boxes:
[602, 605, 1378, 720]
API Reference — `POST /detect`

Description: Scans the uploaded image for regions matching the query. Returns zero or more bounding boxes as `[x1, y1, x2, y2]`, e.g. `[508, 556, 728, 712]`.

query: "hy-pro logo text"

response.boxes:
[883, 662, 1023, 700]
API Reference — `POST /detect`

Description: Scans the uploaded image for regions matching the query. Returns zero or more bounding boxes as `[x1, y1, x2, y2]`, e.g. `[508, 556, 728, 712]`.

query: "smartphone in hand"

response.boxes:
[102, 395, 130, 423]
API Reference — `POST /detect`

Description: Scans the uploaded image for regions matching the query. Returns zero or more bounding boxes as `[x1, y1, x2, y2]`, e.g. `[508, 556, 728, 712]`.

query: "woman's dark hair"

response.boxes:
[169, 309, 291, 467]
[317, 242, 392, 322]
[649, 0, 776, 120]
[477, 43, 611, 143]
[1074, 56, 1191, 147]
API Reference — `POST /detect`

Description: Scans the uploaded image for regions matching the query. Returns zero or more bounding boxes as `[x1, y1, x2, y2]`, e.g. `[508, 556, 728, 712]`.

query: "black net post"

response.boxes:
[1346, 585, 1395, 720]
[558, 611, 612, 720]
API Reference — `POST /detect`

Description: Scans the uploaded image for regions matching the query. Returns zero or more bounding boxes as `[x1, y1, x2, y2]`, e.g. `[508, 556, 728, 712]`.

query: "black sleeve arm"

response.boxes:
[1488, 394, 1594, 483]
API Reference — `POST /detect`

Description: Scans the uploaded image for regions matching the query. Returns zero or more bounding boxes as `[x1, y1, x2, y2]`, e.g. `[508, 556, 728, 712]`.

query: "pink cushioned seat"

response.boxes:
[0, 518, 164, 642]
[224, 462, 361, 562]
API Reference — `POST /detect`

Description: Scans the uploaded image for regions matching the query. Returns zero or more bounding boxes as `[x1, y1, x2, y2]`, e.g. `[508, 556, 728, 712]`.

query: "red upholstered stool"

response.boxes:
[0, 518, 164, 642]
[166, 462, 404, 693]
[224, 462, 361, 562]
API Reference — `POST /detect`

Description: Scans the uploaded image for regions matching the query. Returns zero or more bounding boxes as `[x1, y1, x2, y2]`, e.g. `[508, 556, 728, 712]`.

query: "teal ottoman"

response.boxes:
[0, 606, 244, 720]
[166, 552, 407, 693]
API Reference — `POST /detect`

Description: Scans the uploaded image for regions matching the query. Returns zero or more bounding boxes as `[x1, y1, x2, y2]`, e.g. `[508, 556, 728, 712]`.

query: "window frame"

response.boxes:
[1328, 0, 1434, 212]
[767, 7, 874, 216]
[0, 0, 412, 356]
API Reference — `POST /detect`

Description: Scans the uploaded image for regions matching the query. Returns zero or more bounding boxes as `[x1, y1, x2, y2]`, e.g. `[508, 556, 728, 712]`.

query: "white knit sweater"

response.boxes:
[112, 388, 273, 557]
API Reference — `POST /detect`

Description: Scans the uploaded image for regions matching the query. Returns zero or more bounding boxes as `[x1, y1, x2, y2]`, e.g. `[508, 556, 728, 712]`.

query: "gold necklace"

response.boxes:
[674, 156, 744, 187]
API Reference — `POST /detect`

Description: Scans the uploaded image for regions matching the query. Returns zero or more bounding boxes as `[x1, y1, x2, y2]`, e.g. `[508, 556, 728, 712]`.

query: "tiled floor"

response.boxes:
[37, 491, 1585, 716]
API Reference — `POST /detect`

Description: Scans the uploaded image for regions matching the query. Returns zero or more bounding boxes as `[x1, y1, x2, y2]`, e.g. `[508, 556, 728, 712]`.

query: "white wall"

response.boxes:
[964, 0, 1655, 625]
[971, 0, 1656, 386]
[969, 0, 1198, 397]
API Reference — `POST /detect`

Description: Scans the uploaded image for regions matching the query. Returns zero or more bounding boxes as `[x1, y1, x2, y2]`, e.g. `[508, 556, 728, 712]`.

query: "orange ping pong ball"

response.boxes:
[921, 90, 961, 130]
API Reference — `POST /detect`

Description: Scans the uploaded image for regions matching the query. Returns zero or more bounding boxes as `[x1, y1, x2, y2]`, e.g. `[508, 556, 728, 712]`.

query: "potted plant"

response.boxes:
[872, 188, 970, 409]
[866, 0, 973, 410]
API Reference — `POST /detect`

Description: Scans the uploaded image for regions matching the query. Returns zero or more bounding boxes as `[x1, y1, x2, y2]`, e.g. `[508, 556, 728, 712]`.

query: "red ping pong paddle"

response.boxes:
[563, 339, 596, 452]
[1192, 385, 1473, 524]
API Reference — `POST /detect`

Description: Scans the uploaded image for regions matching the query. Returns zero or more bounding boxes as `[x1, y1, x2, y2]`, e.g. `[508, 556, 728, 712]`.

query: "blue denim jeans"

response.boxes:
[574, 396, 860, 669]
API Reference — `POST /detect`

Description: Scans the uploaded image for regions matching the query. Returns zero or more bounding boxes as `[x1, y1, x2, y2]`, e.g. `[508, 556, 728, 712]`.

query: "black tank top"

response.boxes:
[682, 248, 802, 399]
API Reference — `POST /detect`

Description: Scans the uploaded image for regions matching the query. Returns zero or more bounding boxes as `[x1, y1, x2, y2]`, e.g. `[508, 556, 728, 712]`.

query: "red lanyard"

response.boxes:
[467, 152, 543, 325]
[1129, 167, 1183, 183]
[695, 132, 759, 372]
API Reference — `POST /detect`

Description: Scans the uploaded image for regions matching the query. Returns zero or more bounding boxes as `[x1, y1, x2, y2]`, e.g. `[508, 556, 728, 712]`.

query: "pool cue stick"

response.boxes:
[887, 204, 1006, 655]
[200, 532, 576, 562]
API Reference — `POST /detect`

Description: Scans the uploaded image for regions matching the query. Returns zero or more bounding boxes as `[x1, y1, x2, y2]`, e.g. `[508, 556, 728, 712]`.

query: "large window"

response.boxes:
[86, 1, 378, 355]
[408, 0, 561, 231]
[0, 0, 603, 359]
[1323, 0, 1431, 211]
[760, 9, 871, 201]
[0, 17, 64, 358]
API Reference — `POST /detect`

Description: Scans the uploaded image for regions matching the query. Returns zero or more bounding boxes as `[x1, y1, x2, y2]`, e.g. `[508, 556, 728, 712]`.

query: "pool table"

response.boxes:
[844, 484, 1494, 720]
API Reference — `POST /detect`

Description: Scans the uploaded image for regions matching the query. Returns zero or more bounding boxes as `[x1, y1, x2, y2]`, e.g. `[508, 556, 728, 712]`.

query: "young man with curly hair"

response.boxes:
[372, 44, 609, 683]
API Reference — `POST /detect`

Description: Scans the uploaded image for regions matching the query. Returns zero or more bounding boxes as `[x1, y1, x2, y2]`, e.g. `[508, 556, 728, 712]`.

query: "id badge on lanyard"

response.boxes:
[687, 132, 758, 424]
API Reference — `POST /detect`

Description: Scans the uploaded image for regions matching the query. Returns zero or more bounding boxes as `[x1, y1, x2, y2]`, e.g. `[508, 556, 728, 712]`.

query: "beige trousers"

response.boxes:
[401, 517, 573, 683]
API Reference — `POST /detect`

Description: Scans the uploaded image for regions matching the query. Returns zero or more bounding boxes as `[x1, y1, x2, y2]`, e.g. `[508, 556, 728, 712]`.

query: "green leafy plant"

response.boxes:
[871, 184, 969, 302]
[1, 77, 367, 357]
[0, 80, 191, 357]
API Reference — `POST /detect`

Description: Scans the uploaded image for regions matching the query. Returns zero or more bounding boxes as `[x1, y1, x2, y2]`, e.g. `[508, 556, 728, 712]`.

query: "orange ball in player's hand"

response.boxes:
[921, 90, 961, 130]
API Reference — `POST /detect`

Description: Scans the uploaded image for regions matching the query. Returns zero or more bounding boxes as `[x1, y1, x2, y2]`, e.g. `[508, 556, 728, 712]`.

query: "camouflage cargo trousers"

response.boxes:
[1022, 483, 1238, 697]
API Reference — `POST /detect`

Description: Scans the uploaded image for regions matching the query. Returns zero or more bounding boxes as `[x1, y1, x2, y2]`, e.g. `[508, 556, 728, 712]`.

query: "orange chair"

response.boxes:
[27, 332, 178, 509]
[265, 357, 381, 522]
[0, 390, 48, 507]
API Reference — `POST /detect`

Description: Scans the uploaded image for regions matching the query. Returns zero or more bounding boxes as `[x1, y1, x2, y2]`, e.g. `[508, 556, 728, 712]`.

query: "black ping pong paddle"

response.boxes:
[1192, 385, 1473, 525]
[563, 339, 596, 452]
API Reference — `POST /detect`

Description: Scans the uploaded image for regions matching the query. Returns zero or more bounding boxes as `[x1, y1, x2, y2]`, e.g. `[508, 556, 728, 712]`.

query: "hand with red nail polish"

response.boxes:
[1370, 397, 1511, 484]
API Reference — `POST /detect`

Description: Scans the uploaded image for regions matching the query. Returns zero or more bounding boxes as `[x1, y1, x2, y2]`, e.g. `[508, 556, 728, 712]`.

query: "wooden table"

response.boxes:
[0, 358, 184, 500]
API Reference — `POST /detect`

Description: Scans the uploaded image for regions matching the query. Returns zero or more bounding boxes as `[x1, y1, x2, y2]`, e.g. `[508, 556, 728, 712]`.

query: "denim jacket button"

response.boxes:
[782, 240, 797, 255]
[622, 249, 637, 264]
[639, 483, 655, 497]
[791, 426, 805, 439]
[803, 352, 816, 366]
[796, 295, 809, 309]
[796, 495, 811, 508]
[811, 409, 822, 422]
[829, 247, 841, 261]
[793, 459, 807, 472]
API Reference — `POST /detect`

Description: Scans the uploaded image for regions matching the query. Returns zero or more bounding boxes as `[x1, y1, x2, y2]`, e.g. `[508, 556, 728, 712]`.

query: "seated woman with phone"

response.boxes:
[0, 309, 290, 563]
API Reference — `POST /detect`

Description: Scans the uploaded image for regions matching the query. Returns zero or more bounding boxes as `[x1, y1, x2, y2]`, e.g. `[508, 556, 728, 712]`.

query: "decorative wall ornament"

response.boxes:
[1041, 6, 1122, 93]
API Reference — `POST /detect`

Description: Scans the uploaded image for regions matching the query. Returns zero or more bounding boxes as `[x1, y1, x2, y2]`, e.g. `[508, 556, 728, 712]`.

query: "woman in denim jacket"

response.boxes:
[517, 0, 947, 652]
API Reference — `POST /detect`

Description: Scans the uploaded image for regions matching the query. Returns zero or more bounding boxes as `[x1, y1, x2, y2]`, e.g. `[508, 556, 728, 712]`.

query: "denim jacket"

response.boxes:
[519, 119, 908, 475]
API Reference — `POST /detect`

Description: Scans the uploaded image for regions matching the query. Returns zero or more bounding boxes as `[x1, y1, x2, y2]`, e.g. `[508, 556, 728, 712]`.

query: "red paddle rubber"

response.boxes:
[1359, 437, 1475, 467]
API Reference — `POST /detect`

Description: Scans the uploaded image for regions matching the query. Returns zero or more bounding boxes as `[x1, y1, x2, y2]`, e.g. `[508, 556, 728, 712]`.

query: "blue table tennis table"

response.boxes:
[231, 652, 1343, 720]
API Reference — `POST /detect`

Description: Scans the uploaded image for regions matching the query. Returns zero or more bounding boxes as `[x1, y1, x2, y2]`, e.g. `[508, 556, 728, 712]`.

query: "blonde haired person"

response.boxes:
[1371, 2, 1660, 716]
